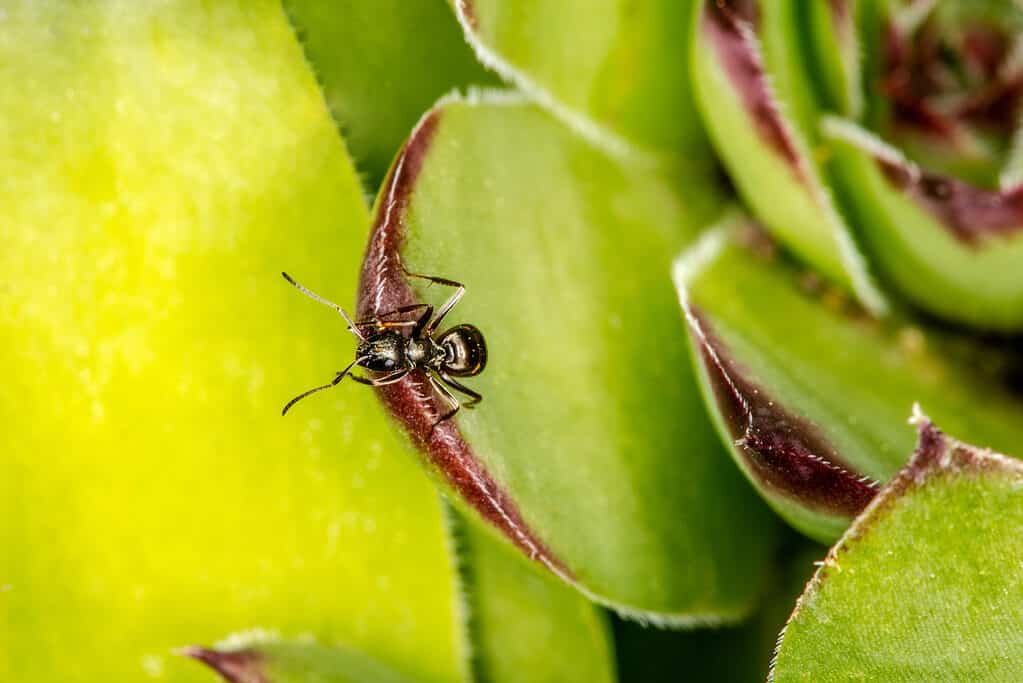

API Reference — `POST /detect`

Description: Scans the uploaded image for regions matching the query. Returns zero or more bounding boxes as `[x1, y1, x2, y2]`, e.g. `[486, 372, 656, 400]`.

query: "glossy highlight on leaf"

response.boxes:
[771, 416, 1023, 681]
[358, 91, 779, 621]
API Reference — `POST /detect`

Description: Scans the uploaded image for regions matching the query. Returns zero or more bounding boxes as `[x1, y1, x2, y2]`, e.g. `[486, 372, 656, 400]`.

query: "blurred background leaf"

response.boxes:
[0, 2, 466, 680]
[284, 0, 498, 191]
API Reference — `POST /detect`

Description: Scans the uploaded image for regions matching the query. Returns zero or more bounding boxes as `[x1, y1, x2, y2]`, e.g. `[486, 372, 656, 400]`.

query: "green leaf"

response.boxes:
[189, 508, 615, 683]
[805, 1, 863, 119]
[674, 210, 1023, 541]
[823, 117, 1023, 332]
[284, 0, 497, 191]
[453, 0, 712, 167]
[358, 92, 779, 620]
[452, 510, 617, 683]
[689, 0, 886, 314]
[0, 2, 464, 681]
[771, 417, 1023, 681]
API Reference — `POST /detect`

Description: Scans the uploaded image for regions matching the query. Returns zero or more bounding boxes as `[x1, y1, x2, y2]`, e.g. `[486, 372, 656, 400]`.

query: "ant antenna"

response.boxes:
[282, 356, 367, 415]
[282, 272, 366, 341]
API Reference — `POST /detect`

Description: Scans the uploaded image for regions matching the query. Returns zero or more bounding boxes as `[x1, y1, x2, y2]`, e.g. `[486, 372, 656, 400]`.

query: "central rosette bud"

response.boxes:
[881, 1, 1023, 185]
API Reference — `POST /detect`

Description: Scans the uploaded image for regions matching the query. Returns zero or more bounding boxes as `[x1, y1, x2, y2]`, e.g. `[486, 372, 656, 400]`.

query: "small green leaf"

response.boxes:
[674, 211, 1023, 541]
[358, 92, 779, 620]
[283, 0, 496, 191]
[689, 0, 886, 314]
[453, 0, 712, 167]
[186, 636, 418, 683]
[0, 2, 464, 681]
[451, 510, 616, 683]
[771, 417, 1023, 681]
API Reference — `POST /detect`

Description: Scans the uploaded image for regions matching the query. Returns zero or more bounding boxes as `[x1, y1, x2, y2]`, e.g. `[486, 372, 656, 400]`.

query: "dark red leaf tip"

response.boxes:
[877, 156, 1023, 244]
[687, 306, 878, 517]
[181, 647, 269, 683]
[702, 0, 808, 183]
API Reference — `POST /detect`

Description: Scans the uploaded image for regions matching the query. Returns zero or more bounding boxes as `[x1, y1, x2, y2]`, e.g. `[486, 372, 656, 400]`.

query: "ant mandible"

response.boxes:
[281, 270, 486, 431]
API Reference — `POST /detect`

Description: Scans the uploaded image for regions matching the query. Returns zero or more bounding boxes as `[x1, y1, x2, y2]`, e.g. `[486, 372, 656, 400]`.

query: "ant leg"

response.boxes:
[282, 355, 365, 415]
[439, 373, 482, 408]
[349, 369, 409, 386]
[356, 304, 431, 327]
[282, 272, 365, 341]
[427, 373, 462, 435]
[402, 270, 465, 335]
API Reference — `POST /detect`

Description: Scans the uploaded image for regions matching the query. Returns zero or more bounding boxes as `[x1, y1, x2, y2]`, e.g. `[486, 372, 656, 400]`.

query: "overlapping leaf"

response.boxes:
[190, 508, 615, 683]
[689, 0, 886, 313]
[356, 93, 779, 620]
[452, 0, 713, 169]
[674, 211, 1023, 541]
[284, 0, 496, 189]
[772, 418, 1023, 680]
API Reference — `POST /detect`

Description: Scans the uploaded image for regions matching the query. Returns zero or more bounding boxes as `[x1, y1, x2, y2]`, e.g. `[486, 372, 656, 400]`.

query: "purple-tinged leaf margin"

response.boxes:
[355, 110, 571, 580]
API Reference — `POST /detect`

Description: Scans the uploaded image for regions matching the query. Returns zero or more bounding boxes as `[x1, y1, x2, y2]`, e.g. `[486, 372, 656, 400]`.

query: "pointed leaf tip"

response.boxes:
[182, 647, 268, 683]
[772, 420, 1023, 680]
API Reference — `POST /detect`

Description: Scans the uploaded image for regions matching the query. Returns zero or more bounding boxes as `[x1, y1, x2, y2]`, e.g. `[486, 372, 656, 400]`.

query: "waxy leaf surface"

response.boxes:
[284, 0, 496, 189]
[772, 420, 1023, 681]
[675, 213, 1023, 541]
[0, 2, 465, 681]
[359, 93, 779, 620]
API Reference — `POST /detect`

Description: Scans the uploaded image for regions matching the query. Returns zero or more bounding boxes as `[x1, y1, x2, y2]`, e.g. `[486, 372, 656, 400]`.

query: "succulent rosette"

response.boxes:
[6, 1, 1023, 681]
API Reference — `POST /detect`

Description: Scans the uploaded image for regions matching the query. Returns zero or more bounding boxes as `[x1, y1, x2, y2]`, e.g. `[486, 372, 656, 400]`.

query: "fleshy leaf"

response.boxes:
[823, 116, 1023, 331]
[453, 0, 713, 167]
[357, 92, 779, 620]
[690, 0, 887, 314]
[0, 3, 464, 681]
[186, 636, 417, 683]
[806, 0, 863, 119]
[674, 211, 1023, 541]
[771, 416, 1023, 681]
[284, 0, 496, 189]
[450, 509, 616, 683]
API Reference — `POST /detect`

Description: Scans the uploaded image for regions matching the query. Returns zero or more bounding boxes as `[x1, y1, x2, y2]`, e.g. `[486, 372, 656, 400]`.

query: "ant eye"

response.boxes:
[384, 359, 394, 369]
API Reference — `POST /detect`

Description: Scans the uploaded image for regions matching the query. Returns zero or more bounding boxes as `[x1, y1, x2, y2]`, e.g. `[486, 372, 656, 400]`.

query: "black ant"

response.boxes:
[281, 270, 486, 430]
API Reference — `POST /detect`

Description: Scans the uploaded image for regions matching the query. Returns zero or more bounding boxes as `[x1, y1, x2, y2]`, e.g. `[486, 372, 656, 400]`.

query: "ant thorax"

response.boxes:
[405, 336, 442, 368]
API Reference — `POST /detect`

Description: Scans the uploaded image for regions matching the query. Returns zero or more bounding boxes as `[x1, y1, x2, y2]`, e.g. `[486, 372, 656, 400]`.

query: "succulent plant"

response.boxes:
[4, 0, 1023, 681]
